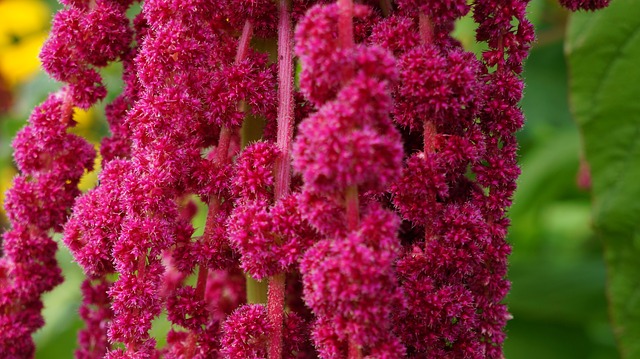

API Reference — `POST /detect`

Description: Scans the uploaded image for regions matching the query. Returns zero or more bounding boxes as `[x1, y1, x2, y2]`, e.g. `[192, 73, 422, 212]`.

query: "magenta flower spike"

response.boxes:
[293, 2, 405, 357]
[1, 0, 613, 357]
[1, 0, 134, 354]
[559, 0, 611, 10]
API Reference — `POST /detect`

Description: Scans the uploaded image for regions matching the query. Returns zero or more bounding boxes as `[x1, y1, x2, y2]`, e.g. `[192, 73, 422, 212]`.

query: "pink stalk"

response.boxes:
[419, 13, 438, 249]
[273, 0, 295, 202]
[60, 89, 74, 125]
[345, 185, 360, 231]
[215, 126, 233, 164]
[268, 1, 295, 358]
[345, 180, 360, 357]
[348, 342, 363, 359]
[338, 0, 355, 84]
[267, 273, 286, 359]
[419, 13, 437, 155]
[497, 34, 506, 71]
[337, 0, 355, 50]
[195, 266, 209, 300]
[188, 21, 256, 358]
[235, 21, 254, 64]
[337, 1, 362, 357]
[137, 252, 146, 276]
[418, 12, 434, 45]
[423, 121, 436, 245]
[424, 120, 436, 154]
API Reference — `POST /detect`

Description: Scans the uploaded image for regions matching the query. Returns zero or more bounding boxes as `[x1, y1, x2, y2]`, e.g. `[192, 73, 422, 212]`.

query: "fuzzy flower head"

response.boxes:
[559, 0, 610, 11]
[293, 73, 403, 195]
[369, 16, 420, 56]
[294, 3, 392, 106]
[474, 0, 535, 73]
[231, 141, 279, 202]
[395, 45, 483, 132]
[224, 0, 278, 36]
[221, 304, 310, 359]
[221, 304, 272, 359]
[300, 205, 403, 356]
[63, 160, 136, 278]
[390, 152, 448, 227]
[396, 0, 470, 24]
[228, 195, 317, 280]
[39, 2, 132, 108]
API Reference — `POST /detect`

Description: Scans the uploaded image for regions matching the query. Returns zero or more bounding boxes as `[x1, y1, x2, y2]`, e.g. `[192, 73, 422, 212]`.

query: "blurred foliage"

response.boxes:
[0, 0, 622, 358]
[567, 1, 640, 357]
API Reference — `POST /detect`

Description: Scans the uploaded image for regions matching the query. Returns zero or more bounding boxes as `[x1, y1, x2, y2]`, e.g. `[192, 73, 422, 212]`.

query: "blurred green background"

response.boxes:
[0, 0, 618, 357]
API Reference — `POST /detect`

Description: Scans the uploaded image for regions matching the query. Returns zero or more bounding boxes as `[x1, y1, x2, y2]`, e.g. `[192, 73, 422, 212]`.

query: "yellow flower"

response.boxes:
[73, 107, 96, 133]
[78, 144, 102, 192]
[0, 0, 50, 86]
[0, 167, 16, 222]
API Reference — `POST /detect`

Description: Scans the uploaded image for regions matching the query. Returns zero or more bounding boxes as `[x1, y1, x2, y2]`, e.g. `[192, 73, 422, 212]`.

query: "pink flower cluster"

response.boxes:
[0, 0, 609, 358]
[559, 0, 610, 11]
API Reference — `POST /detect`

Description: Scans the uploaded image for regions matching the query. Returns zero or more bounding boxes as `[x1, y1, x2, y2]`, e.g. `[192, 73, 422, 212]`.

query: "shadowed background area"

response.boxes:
[0, 0, 618, 357]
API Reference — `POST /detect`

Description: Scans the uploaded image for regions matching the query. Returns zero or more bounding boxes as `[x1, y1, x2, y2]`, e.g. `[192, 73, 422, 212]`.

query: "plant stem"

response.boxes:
[137, 253, 146, 276]
[338, 0, 355, 50]
[216, 126, 232, 164]
[379, 0, 392, 17]
[345, 185, 360, 231]
[346, 186, 360, 359]
[235, 21, 254, 64]
[273, 0, 295, 203]
[60, 89, 74, 125]
[194, 265, 208, 300]
[267, 273, 286, 359]
[348, 341, 363, 359]
[419, 12, 433, 45]
[419, 13, 437, 247]
[267, 1, 295, 357]
[424, 120, 436, 154]
[337, 1, 361, 357]
[338, 0, 355, 83]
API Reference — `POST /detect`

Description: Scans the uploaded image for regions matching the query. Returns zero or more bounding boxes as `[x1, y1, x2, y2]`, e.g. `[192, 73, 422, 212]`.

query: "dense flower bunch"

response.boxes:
[559, 0, 610, 11]
[0, 0, 610, 358]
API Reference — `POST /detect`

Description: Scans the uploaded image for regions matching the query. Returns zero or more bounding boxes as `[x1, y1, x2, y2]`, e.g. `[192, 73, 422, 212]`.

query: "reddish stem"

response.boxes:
[273, 0, 295, 202]
[136, 253, 146, 276]
[345, 185, 360, 231]
[194, 266, 209, 300]
[423, 120, 437, 154]
[183, 334, 198, 358]
[337, 0, 355, 83]
[346, 184, 360, 359]
[337, 0, 355, 50]
[419, 12, 434, 45]
[267, 273, 286, 359]
[419, 12, 438, 248]
[497, 34, 505, 71]
[268, 1, 295, 358]
[215, 126, 233, 164]
[235, 21, 254, 64]
[60, 89, 74, 125]
[348, 341, 363, 359]
[337, 2, 361, 357]
[202, 197, 220, 248]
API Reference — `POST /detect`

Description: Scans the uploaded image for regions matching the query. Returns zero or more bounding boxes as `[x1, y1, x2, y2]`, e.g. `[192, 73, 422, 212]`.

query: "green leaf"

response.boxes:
[566, 1, 640, 357]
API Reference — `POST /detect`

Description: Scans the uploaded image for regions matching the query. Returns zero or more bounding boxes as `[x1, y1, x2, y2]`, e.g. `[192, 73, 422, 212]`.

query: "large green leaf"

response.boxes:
[566, 1, 640, 357]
